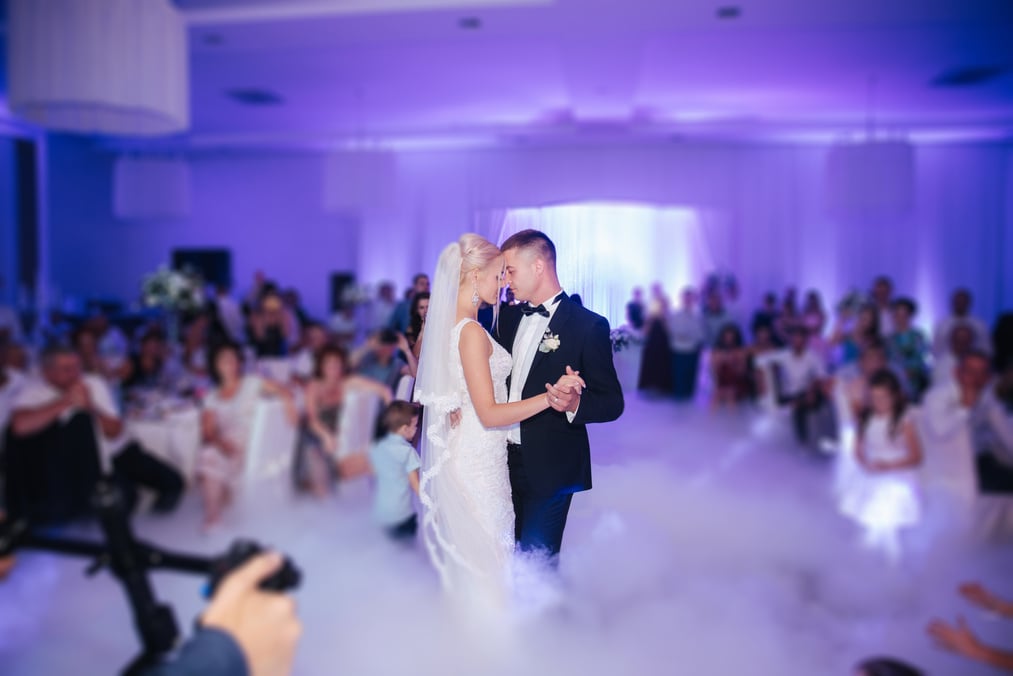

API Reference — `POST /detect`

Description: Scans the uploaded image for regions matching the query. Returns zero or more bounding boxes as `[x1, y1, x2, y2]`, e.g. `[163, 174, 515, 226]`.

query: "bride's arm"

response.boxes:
[459, 322, 550, 428]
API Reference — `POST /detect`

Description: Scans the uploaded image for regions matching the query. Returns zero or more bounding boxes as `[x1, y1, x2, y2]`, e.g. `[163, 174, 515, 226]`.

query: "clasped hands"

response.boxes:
[545, 366, 584, 413]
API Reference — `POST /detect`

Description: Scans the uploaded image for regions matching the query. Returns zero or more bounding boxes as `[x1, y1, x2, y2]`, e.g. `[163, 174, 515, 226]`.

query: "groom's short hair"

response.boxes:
[500, 229, 556, 267]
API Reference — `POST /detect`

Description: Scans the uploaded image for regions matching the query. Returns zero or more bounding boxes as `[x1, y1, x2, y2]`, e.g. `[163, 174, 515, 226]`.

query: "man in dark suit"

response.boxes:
[497, 230, 624, 562]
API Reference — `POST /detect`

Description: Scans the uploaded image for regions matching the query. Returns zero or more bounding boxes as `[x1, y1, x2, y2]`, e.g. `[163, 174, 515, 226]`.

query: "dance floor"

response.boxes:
[1, 393, 1010, 675]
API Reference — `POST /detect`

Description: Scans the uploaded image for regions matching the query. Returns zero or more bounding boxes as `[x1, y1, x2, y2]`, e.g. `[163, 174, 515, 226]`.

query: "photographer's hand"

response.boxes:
[202, 552, 302, 676]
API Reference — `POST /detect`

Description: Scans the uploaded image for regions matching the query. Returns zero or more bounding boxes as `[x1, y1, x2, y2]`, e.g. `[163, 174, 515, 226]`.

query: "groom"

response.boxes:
[497, 229, 624, 563]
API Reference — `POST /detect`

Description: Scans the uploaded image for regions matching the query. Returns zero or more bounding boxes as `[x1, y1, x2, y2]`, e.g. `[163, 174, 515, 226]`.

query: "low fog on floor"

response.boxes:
[2, 395, 1009, 675]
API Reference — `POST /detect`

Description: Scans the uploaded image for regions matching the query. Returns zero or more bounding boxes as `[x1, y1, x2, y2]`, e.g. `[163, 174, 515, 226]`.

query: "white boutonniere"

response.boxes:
[539, 330, 561, 353]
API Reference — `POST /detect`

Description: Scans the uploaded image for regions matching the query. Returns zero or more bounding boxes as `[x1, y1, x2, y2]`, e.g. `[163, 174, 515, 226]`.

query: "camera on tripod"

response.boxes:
[0, 479, 302, 675]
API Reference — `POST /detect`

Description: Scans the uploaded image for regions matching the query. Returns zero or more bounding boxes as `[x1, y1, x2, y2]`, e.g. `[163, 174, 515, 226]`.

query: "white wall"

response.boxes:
[44, 137, 1013, 324]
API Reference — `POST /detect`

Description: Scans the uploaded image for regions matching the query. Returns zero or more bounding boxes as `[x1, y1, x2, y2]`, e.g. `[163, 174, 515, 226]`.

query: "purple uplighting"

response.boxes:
[1, 1, 1013, 675]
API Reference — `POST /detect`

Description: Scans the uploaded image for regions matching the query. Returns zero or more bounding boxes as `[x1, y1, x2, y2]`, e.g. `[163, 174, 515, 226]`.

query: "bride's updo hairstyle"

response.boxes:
[458, 233, 501, 283]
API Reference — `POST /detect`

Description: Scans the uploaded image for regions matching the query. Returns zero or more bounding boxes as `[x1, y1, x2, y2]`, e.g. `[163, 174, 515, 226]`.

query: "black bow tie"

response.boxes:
[520, 293, 565, 318]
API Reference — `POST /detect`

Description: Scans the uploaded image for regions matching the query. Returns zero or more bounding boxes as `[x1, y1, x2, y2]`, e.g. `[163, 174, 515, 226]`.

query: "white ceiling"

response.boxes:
[5, 0, 1013, 146]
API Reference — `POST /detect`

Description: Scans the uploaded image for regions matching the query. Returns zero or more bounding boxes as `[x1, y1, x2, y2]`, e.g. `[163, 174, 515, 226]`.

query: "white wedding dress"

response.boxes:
[418, 318, 516, 610]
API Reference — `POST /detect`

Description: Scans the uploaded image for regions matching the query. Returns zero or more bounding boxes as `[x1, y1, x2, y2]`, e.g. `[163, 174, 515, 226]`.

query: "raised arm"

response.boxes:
[459, 322, 551, 429]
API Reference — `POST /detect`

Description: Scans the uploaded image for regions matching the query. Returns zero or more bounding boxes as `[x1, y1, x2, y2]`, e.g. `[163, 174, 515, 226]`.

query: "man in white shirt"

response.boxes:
[666, 288, 707, 400]
[925, 351, 1013, 494]
[756, 327, 835, 448]
[6, 346, 183, 524]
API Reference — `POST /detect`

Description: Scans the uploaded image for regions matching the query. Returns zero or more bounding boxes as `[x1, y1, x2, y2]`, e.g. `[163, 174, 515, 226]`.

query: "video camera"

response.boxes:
[0, 479, 301, 675]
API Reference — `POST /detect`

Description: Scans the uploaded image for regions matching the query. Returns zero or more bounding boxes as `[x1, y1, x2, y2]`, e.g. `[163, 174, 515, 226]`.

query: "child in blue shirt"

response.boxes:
[369, 401, 421, 539]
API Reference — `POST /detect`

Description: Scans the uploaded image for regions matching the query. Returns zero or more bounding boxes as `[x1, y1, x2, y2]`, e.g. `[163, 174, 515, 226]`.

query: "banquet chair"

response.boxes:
[394, 375, 415, 402]
[332, 388, 384, 479]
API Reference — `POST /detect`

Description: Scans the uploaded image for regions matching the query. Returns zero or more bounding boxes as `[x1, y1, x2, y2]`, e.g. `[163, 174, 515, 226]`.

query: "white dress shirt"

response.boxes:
[507, 291, 568, 444]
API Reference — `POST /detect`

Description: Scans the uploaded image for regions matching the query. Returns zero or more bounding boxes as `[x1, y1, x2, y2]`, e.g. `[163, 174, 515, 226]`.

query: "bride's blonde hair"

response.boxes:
[458, 233, 501, 283]
[458, 233, 503, 329]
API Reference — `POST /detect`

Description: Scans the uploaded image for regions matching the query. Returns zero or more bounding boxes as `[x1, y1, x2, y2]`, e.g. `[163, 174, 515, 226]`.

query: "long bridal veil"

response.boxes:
[414, 242, 495, 601]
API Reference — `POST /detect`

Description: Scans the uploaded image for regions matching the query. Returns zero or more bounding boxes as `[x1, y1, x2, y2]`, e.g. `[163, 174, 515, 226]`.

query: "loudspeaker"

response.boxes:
[172, 249, 232, 288]
[330, 272, 356, 312]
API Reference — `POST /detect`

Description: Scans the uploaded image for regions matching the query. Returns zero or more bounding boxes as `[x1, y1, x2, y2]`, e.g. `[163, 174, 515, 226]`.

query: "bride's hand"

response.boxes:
[554, 366, 586, 392]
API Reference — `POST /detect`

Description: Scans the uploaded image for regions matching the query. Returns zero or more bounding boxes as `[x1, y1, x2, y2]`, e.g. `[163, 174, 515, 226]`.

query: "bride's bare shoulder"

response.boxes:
[458, 320, 492, 354]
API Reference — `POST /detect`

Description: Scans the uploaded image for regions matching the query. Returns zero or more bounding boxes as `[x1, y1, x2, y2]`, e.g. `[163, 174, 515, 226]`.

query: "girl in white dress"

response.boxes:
[415, 234, 584, 612]
[840, 369, 923, 562]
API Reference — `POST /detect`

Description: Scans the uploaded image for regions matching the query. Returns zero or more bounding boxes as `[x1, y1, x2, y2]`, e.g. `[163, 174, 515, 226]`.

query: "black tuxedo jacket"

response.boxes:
[496, 295, 624, 497]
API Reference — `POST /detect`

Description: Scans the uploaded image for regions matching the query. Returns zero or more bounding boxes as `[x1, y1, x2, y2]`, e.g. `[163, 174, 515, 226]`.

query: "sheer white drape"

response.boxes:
[493, 203, 720, 326]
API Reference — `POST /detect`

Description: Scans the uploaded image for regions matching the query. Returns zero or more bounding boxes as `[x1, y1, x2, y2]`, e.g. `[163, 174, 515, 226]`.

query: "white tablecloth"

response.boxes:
[127, 407, 202, 482]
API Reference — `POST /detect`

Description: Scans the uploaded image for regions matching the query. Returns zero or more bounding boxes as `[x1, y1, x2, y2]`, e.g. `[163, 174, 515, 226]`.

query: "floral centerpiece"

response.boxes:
[142, 265, 206, 313]
[610, 325, 636, 353]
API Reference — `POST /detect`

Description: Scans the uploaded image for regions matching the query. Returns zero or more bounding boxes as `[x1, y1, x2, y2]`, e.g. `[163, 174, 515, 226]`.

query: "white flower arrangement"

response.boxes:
[539, 330, 561, 353]
[141, 265, 205, 313]
[610, 326, 636, 353]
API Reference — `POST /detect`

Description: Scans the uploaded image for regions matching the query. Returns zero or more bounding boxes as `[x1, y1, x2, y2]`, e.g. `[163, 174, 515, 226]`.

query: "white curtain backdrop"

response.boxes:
[493, 202, 720, 326]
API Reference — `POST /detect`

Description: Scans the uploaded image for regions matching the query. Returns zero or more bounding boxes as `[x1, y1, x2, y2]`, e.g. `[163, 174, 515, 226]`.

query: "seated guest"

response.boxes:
[249, 291, 297, 358]
[86, 311, 130, 370]
[405, 292, 430, 360]
[831, 303, 881, 367]
[197, 342, 297, 530]
[750, 292, 781, 347]
[626, 287, 646, 332]
[756, 326, 835, 448]
[3, 341, 30, 376]
[710, 324, 751, 408]
[294, 345, 392, 496]
[389, 273, 430, 334]
[369, 401, 421, 541]
[839, 369, 923, 561]
[747, 324, 778, 400]
[176, 313, 211, 379]
[870, 275, 895, 336]
[0, 341, 26, 447]
[351, 329, 417, 391]
[774, 287, 801, 344]
[122, 330, 176, 396]
[933, 287, 990, 357]
[72, 326, 131, 382]
[661, 288, 704, 400]
[924, 351, 1013, 496]
[292, 322, 329, 384]
[932, 324, 977, 388]
[888, 298, 930, 400]
[837, 340, 911, 423]
[328, 304, 359, 347]
[6, 346, 183, 524]
[801, 290, 827, 338]
[371, 282, 398, 332]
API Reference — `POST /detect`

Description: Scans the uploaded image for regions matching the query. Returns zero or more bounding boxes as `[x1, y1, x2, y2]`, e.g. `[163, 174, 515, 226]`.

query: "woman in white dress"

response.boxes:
[840, 368, 923, 561]
[197, 342, 297, 530]
[415, 234, 584, 611]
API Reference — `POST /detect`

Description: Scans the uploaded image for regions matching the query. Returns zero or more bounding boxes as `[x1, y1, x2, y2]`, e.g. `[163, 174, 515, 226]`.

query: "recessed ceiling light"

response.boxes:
[458, 16, 482, 30]
[716, 6, 741, 19]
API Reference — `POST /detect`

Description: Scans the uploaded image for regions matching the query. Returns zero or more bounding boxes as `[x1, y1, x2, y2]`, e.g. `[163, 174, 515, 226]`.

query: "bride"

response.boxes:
[414, 233, 584, 610]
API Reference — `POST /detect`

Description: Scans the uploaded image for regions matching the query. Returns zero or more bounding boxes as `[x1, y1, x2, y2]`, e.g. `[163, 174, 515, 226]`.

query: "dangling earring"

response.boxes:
[472, 278, 480, 307]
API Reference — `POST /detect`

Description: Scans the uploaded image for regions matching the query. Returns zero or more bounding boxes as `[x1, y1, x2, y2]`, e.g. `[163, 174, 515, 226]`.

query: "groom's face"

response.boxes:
[503, 248, 539, 303]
